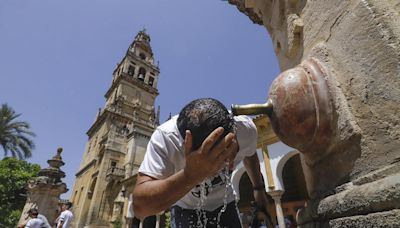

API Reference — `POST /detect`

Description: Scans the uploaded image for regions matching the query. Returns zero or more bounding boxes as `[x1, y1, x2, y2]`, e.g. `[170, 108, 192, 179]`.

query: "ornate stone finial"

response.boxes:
[57, 147, 62, 156]
[50, 147, 64, 165]
[37, 148, 66, 182]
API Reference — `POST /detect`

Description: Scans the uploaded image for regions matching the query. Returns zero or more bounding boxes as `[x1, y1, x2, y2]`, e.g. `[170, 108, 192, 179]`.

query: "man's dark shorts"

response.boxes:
[171, 201, 242, 228]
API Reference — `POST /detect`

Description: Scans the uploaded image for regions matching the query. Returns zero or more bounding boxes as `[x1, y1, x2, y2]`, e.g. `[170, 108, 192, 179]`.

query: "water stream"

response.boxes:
[195, 181, 207, 227]
[216, 165, 232, 228]
[194, 163, 235, 228]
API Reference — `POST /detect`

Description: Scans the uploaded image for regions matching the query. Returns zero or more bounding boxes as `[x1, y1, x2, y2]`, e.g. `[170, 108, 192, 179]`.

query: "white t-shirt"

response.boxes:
[58, 210, 73, 228]
[38, 214, 51, 228]
[25, 218, 44, 228]
[139, 115, 257, 211]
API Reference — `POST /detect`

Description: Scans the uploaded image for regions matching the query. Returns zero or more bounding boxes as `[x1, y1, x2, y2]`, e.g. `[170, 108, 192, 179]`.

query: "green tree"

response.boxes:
[0, 157, 40, 227]
[164, 211, 171, 228]
[0, 103, 35, 159]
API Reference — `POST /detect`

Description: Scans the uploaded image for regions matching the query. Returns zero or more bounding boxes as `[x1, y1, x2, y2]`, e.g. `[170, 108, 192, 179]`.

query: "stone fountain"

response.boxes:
[18, 148, 68, 226]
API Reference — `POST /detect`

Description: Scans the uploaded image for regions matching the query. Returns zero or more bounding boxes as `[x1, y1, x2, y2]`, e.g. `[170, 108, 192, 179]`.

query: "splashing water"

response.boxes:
[195, 181, 207, 227]
[216, 163, 234, 228]
[194, 162, 236, 228]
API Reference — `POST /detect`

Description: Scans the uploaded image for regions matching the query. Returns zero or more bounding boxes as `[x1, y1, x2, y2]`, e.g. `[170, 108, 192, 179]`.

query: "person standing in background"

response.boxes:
[56, 202, 74, 228]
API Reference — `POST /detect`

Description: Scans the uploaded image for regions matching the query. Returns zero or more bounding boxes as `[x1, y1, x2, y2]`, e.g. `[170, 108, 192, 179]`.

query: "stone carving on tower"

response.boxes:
[70, 30, 161, 228]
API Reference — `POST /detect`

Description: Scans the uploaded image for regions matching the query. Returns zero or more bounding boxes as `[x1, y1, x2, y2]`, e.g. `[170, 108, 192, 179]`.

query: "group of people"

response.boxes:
[19, 202, 73, 228]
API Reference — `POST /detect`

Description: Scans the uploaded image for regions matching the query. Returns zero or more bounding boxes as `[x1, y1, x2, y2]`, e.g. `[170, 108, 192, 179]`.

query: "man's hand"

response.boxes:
[133, 127, 239, 219]
[183, 127, 239, 183]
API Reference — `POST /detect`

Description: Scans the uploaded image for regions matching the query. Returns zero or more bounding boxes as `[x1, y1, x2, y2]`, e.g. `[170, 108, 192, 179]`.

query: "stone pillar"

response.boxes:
[268, 190, 285, 228]
[18, 148, 68, 226]
[84, 153, 110, 227]
[144, 73, 149, 84]
[125, 162, 133, 178]
[125, 136, 137, 178]
[111, 188, 125, 222]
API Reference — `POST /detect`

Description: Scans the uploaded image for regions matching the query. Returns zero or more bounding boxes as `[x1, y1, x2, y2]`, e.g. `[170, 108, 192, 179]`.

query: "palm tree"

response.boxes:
[0, 104, 35, 159]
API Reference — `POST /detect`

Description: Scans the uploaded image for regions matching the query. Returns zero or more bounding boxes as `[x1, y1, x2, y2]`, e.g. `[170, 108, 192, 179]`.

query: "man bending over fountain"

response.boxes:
[133, 98, 269, 227]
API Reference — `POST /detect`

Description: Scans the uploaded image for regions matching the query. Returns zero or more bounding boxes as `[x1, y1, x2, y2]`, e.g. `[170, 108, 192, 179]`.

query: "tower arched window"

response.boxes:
[139, 53, 146, 60]
[138, 67, 146, 81]
[148, 77, 154, 87]
[128, 66, 135, 76]
[88, 177, 97, 199]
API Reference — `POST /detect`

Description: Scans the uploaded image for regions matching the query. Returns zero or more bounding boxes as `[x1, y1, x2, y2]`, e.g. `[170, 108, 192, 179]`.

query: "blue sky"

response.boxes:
[0, 0, 279, 198]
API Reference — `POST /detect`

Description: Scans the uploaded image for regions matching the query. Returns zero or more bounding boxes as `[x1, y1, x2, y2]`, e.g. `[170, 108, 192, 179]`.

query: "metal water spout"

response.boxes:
[232, 99, 273, 116]
[232, 58, 335, 155]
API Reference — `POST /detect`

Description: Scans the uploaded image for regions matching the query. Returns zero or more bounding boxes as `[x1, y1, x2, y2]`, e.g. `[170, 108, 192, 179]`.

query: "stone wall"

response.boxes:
[229, 0, 400, 227]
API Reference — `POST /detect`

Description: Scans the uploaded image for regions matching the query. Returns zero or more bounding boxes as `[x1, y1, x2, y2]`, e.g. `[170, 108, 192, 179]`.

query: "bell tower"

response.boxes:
[71, 30, 160, 228]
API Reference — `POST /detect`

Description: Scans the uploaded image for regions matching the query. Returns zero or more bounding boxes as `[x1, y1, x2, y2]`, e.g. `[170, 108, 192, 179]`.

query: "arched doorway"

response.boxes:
[278, 153, 308, 227]
[237, 172, 275, 228]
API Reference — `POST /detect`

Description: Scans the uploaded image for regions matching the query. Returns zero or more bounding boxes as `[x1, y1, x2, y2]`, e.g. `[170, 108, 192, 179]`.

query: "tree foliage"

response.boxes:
[164, 211, 171, 228]
[0, 103, 35, 160]
[0, 157, 40, 227]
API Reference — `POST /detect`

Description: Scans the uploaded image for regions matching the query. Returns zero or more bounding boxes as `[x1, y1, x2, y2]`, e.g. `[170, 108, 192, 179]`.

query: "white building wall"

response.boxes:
[231, 141, 297, 197]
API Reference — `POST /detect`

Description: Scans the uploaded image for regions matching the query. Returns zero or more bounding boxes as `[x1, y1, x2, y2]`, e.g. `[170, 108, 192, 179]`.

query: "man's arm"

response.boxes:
[56, 213, 64, 228]
[57, 220, 64, 228]
[133, 169, 202, 220]
[133, 127, 238, 220]
[243, 152, 269, 208]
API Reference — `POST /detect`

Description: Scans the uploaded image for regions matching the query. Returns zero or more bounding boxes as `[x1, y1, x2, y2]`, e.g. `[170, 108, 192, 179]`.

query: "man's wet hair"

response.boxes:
[177, 98, 235, 151]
